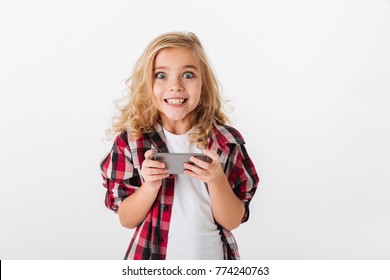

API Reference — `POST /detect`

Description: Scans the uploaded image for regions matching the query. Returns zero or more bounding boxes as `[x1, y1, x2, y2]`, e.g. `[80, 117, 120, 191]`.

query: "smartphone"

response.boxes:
[150, 153, 212, 174]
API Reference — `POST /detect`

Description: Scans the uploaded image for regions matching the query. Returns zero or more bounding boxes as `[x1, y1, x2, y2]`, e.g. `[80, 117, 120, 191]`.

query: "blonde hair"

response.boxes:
[111, 31, 228, 148]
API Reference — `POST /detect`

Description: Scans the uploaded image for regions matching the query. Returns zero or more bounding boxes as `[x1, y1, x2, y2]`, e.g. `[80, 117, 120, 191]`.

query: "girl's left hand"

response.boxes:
[183, 149, 224, 184]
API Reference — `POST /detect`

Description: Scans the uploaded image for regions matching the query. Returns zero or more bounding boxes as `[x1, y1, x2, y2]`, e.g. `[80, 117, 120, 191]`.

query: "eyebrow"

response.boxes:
[153, 65, 199, 71]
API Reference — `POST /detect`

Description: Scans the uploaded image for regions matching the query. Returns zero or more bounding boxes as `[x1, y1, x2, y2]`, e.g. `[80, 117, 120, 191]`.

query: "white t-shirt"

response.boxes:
[163, 127, 224, 260]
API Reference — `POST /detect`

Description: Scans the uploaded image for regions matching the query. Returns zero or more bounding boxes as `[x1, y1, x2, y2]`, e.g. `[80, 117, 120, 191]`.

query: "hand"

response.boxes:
[140, 150, 169, 189]
[183, 149, 225, 184]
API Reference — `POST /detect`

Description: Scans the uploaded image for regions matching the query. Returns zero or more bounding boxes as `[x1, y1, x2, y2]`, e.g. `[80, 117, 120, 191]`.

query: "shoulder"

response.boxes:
[114, 130, 150, 146]
[116, 129, 156, 153]
[114, 131, 130, 147]
[212, 122, 246, 146]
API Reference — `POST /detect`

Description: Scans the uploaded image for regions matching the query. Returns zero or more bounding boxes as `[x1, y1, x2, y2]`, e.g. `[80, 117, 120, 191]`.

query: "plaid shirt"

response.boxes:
[100, 122, 259, 259]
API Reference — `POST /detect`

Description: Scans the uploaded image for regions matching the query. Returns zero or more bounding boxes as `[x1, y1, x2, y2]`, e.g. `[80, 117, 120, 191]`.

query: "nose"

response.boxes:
[169, 78, 184, 91]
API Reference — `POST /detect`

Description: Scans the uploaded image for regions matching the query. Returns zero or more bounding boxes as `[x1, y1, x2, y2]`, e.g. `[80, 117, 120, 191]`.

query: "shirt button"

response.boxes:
[163, 205, 169, 211]
[159, 238, 164, 243]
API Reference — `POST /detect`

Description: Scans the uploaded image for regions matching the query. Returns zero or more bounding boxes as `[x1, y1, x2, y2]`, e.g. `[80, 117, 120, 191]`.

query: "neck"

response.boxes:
[160, 116, 192, 135]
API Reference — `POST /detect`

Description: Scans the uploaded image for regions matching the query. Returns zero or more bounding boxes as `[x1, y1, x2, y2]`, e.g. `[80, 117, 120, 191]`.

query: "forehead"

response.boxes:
[154, 47, 200, 68]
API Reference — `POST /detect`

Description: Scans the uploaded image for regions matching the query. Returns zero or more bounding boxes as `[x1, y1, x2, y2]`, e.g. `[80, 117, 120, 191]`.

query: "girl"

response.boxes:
[100, 32, 259, 260]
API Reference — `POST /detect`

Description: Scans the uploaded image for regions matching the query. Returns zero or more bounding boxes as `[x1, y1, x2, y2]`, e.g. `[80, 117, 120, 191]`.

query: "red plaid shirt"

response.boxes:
[100, 122, 259, 259]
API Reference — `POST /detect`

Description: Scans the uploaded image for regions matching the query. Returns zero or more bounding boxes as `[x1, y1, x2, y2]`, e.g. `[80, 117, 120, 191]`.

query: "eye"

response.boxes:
[182, 72, 194, 79]
[155, 72, 166, 79]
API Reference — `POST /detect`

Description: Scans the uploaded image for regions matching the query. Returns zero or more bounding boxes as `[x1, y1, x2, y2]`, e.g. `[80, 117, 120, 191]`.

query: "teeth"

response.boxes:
[166, 98, 185, 105]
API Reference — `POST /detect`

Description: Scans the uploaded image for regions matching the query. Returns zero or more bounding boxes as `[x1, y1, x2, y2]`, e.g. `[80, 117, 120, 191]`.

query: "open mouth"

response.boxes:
[164, 98, 187, 105]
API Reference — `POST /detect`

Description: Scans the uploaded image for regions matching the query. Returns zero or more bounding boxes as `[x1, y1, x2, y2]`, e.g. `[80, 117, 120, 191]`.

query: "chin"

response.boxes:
[163, 112, 191, 122]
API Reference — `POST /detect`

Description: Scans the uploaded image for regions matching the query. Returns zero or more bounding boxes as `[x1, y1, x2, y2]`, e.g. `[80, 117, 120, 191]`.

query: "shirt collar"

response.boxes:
[210, 121, 245, 147]
[149, 122, 169, 153]
[149, 121, 245, 153]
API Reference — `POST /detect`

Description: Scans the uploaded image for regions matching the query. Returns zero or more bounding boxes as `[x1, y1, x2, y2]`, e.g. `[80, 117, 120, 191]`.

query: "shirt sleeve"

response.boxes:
[100, 132, 142, 212]
[227, 143, 259, 223]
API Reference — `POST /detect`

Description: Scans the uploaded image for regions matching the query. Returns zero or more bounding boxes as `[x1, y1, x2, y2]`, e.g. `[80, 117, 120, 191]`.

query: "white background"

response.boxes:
[1, 0, 389, 260]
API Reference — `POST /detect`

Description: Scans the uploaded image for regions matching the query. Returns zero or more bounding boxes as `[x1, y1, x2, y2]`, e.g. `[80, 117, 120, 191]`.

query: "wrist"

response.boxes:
[208, 171, 228, 188]
[141, 181, 161, 195]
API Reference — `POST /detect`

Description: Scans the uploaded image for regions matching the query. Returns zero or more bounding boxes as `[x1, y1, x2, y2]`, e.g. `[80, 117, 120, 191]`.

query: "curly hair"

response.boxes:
[111, 31, 228, 148]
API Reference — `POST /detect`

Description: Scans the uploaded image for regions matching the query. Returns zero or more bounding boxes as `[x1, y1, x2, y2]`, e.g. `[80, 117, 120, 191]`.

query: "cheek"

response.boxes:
[152, 83, 163, 99]
[150, 84, 161, 108]
[193, 84, 202, 101]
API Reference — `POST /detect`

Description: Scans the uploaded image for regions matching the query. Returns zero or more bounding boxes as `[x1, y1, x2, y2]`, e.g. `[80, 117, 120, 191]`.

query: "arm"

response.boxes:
[101, 133, 169, 228]
[117, 182, 160, 229]
[184, 150, 245, 231]
[118, 150, 169, 229]
[206, 170, 245, 231]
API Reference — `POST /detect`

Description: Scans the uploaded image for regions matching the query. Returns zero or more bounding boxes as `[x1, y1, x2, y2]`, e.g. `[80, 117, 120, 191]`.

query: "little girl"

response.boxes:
[100, 32, 259, 260]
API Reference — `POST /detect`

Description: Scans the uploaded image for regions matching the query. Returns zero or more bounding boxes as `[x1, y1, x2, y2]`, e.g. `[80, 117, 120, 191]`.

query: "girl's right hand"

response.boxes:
[140, 150, 169, 189]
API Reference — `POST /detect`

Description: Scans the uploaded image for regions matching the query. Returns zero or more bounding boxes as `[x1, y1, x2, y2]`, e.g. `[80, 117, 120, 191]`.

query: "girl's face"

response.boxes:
[152, 47, 202, 134]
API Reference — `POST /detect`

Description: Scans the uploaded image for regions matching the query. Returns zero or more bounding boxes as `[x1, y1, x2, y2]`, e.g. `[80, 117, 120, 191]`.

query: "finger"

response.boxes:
[145, 173, 169, 180]
[143, 166, 168, 175]
[143, 173, 170, 183]
[202, 149, 219, 162]
[189, 156, 209, 170]
[184, 162, 196, 172]
[184, 162, 206, 176]
[144, 158, 165, 169]
[144, 149, 155, 159]
[183, 169, 204, 181]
